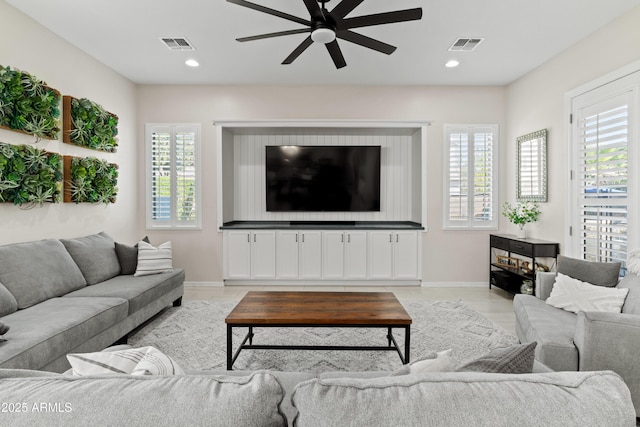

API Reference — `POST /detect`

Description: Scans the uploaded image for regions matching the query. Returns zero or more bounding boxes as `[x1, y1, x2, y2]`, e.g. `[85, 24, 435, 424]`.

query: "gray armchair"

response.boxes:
[514, 260, 640, 415]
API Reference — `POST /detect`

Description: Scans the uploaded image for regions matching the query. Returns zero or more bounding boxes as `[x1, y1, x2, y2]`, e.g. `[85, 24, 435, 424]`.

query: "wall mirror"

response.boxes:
[517, 129, 547, 202]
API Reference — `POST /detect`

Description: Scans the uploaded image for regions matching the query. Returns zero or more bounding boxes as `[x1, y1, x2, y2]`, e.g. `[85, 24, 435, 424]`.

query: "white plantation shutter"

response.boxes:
[575, 97, 630, 266]
[444, 125, 498, 229]
[569, 68, 640, 272]
[146, 124, 201, 229]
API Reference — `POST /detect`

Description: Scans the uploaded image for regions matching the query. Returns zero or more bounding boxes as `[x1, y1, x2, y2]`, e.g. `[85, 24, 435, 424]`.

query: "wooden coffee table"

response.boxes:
[225, 291, 412, 370]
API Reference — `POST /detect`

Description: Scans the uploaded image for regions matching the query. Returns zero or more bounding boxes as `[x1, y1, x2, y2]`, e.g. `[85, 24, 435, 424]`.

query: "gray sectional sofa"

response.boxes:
[0, 368, 635, 426]
[0, 232, 184, 372]
[514, 256, 640, 415]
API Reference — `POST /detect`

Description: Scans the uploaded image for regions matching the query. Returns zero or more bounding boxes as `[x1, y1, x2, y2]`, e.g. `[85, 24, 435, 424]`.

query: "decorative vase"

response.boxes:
[517, 224, 526, 239]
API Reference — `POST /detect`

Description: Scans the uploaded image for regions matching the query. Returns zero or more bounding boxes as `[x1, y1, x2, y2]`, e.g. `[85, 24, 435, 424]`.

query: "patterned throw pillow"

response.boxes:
[67, 346, 184, 376]
[546, 273, 629, 314]
[455, 342, 537, 374]
[134, 241, 173, 277]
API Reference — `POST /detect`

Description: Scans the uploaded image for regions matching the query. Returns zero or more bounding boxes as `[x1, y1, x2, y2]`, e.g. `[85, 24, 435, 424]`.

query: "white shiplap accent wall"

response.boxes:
[232, 129, 416, 222]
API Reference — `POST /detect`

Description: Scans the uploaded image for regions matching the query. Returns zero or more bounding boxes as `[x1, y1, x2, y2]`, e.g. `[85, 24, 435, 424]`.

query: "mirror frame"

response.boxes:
[516, 129, 548, 202]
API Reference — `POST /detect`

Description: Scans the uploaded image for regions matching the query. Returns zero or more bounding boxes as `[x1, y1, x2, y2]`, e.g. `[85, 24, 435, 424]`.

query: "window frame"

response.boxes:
[443, 124, 499, 230]
[145, 123, 202, 230]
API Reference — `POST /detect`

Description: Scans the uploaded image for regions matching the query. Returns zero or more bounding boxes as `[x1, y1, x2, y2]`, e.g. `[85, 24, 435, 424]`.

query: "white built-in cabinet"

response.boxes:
[369, 231, 420, 279]
[276, 231, 322, 279]
[223, 229, 421, 283]
[224, 230, 277, 279]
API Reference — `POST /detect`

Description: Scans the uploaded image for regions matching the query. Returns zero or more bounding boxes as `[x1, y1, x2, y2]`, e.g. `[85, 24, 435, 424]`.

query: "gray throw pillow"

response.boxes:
[60, 232, 121, 285]
[0, 282, 18, 317]
[557, 255, 620, 287]
[455, 342, 537, 374]
[115, 236, 150, 275]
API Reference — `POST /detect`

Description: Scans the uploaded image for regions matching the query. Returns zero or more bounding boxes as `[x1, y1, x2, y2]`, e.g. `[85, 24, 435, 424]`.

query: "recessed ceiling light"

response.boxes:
[185, 59, 200, 67]
[445, 60, 460, 68]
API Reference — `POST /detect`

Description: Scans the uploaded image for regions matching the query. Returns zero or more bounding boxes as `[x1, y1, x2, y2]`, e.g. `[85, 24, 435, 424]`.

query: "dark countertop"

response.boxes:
[220, 221, 424, 230]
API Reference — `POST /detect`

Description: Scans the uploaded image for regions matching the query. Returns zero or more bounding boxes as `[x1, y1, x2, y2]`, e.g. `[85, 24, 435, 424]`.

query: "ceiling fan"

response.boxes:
[227, 0, 423, 69]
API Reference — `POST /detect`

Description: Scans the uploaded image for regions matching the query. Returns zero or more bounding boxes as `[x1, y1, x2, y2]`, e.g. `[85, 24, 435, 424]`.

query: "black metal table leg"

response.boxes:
[405, 326, 411, 364]
[226, 324, 233, 370]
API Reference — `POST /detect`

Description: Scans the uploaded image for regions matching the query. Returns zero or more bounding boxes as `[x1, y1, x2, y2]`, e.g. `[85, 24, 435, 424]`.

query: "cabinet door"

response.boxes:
[299, 231, 322, 279]
[251, 231, 276, 279]
[345, 231, 368, 279]
[226, 231, 251, 279]
[394, 231, 420, 279]
[323, 231, 345, 279]
[368, 231, 393, 279]
[277, 231, 299, 279]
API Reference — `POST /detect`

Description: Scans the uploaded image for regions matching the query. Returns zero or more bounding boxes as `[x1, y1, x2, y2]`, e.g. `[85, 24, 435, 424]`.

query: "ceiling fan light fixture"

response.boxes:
[311, 27, 336, 44]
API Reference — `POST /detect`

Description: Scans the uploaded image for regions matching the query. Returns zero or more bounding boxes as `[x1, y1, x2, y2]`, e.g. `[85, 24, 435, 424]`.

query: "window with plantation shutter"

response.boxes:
[569, 68, 639, 272]
[145, 124, 201, 229]
[444, 124, 498, 230]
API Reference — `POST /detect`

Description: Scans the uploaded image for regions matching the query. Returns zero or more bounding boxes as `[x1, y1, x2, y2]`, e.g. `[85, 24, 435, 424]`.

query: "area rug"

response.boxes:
[129, 299, 518, 373]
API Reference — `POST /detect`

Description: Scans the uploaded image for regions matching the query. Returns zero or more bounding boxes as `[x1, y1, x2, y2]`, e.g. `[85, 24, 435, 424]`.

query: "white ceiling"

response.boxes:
[7, 0, 640, 86]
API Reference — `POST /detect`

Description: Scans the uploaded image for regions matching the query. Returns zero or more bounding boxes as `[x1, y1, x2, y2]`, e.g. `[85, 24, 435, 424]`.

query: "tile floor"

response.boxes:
[183, 284, 517, 335]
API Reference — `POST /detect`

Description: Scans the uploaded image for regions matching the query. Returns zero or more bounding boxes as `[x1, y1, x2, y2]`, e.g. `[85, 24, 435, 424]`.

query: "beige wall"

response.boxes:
[137, 85, 507, 283]
[0, 2, 138, 244]
[4, 0, 638, 285]
[505, 5, 640, 252]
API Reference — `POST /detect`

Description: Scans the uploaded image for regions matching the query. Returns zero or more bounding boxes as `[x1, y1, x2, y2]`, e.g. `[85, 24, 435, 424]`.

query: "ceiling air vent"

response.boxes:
[448, 38, 484, 52]
[160, 37, 195, 51]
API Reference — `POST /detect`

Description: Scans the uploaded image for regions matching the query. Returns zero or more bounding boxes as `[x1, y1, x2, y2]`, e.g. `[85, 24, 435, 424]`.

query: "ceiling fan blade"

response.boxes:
[237, 28, 310, 42]
[341, 8, 423, 29]
[302, 0, 324, 20]
[326, 40, 347, 69]
[282, 36, 314, 64]
[227, 0, 310, 26]
[330, 0, 365, 19]
[337, 30, 396, 55]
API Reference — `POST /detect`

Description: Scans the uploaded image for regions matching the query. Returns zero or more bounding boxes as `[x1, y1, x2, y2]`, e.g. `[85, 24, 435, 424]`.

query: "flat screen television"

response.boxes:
[265, 145, 381, 212]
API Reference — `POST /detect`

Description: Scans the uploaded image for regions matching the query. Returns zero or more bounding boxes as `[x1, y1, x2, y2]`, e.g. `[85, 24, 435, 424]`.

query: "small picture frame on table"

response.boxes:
[496, 255, 519, 269]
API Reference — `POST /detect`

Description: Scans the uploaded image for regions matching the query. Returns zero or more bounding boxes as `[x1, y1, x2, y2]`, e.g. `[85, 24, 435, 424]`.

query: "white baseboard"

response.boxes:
[222, 280, 422, 286]
[421, 282, 489, 288]
[184, 281, 224, 287]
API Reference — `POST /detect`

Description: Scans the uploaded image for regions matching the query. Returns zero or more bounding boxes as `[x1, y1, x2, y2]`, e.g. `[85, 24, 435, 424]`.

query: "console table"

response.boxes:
[489, 234, 559, 294]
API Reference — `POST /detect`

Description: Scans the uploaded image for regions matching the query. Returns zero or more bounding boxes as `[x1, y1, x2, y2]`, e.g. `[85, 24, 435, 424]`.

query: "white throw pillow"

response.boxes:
[390, 349, 454, 376]
[627, 249, 640, 275]
[67, 346, 184, 376]
[134, 240, 173, 277]
[546, 273, 629, 314]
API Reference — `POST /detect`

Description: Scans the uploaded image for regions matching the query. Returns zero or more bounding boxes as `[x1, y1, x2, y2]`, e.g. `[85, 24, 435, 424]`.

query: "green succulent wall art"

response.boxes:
[0, 142, 62, 206]
[64, 156, 118, 204]
[0, 65, 61, 141]
[64, 96, 118, 152]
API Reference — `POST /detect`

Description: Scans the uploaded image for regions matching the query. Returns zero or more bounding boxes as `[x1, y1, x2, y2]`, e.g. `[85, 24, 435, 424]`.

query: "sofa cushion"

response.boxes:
[63, 269, 185, 315]
[513, 294, 579, 371]
[456, 342, 537, 374]
[60, 232, 121, 285]
[0, 371, 287, 427]
[115, 237, 150, 275]
[0, 239, 87, 309]
[546, 273, 629, 314]
[291, 371, 635, 427]
[557, 255, 620, 287]
[0, 282, 18, 317]
[0, 297, 128, 370]
[619, 273, 640, 315]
